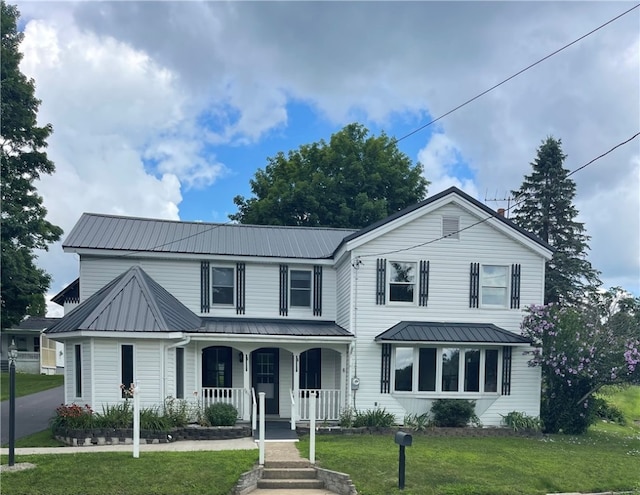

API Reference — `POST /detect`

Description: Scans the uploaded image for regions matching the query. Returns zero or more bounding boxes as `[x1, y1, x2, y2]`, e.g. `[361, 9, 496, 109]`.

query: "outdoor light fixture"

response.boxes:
[8, 338, 18, 466]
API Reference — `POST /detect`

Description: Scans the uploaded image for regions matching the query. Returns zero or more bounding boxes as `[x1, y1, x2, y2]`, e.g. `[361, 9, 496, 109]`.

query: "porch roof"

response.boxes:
[375, 321, 531, 345]
[200, 317, 353, 338]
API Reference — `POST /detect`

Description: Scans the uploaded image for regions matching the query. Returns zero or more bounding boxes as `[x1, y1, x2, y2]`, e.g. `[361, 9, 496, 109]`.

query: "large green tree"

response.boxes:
[1, 2, 62, 329]
[230, 123, 429, 228]
[511, 137, 600, 305]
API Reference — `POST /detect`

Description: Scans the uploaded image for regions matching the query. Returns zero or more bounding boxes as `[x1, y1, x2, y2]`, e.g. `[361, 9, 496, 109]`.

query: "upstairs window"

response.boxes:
[389, 262, 416, 302]
[290, 270, 311, 307]
[481, 265, 508, 307]
[212, 267, 234, 305]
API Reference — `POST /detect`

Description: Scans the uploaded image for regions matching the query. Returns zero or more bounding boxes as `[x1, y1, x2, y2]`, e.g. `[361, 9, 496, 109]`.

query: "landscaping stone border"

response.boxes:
[54, 424, 252, 446]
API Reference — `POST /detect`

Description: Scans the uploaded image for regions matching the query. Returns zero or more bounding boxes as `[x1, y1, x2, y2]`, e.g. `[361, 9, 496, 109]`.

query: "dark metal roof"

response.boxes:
[51, 278, 80, 306]
[375, 321, 531, 345]
[45, 266, 201, 334]
[64, 213, 356, 259]
[200, 318, 353, 337]
[9, 317, 61, 331]
[338, 186, 553, 254]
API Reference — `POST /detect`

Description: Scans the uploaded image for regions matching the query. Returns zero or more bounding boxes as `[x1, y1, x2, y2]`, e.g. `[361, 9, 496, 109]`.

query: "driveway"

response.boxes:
[0, 386, 64, 444]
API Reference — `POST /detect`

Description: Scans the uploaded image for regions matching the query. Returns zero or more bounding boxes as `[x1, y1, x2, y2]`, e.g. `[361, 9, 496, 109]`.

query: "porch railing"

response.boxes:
[17, 351, 39, 361]
[298, 389, 340, 421]
[201, 387, 245, 418]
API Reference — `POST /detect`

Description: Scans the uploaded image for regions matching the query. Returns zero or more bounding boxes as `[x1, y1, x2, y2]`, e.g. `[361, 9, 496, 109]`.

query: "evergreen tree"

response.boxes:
[511, 137, 600, 305]
[230, 123, 429, 228]
[1, 2, 63, 329]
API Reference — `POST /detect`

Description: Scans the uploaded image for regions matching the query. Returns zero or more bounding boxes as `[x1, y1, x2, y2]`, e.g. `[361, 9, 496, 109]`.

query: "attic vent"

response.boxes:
[442, 216, 460, 239]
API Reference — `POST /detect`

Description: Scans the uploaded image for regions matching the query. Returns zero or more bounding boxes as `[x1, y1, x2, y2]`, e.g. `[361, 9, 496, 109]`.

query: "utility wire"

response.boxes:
[389, 3, 640, 147]
[358, 131, 640, 259]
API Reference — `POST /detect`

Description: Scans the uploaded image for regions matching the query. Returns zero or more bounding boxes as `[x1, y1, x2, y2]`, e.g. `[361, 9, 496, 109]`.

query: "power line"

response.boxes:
[358, 131, 640, 259]
[389, 3, 640, 147]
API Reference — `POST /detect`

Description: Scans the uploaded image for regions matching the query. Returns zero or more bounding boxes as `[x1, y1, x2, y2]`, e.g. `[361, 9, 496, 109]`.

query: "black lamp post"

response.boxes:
[8, 338, 18, 466]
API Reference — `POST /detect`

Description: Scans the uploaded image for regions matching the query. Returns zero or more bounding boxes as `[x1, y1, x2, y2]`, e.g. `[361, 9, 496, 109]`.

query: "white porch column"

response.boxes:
[340, 345, 348, 414]
[292, 351, 300, 423]
[242, 352, 251, 421]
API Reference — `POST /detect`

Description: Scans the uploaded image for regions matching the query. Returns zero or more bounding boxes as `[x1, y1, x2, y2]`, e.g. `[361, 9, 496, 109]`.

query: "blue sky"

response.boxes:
[13, 1, 639, 311]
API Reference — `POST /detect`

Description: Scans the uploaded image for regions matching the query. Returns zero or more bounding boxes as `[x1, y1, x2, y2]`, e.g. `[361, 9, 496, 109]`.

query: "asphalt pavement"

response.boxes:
[0, 385, 63, 445]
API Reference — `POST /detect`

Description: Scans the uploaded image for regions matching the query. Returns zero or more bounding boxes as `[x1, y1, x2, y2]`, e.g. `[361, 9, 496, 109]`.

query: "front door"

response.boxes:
[252, 348, 279, 415]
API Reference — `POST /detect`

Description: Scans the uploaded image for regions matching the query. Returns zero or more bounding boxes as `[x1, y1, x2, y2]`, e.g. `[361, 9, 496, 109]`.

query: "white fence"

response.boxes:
[298, 389, 340, 421]
[201, 387, 245, 418]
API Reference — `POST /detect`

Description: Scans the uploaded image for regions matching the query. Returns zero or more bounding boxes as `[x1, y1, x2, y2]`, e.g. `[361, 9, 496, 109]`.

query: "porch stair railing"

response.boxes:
[298, 389, 340, 421]
[251, 387, 257, 431]
[201, 387, 245, 418]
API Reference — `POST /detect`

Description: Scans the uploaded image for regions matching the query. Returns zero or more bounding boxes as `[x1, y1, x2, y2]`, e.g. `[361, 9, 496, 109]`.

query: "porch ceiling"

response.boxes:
[200, 317, 353, 337]
[375, 321, 531, 345]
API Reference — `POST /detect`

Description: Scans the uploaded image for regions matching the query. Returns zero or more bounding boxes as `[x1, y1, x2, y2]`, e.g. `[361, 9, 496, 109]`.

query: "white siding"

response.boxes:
[279, 349, 293, 418]
[64, 340, 91, 405]
[335, 256, 351, 329]
[346, 203, 546, 425]
[80, 256, 337, 321]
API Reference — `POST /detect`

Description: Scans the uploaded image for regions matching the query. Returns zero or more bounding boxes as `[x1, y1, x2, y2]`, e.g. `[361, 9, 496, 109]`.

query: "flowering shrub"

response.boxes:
[50, 403, 95, 430]
[521, 303, 640, 434]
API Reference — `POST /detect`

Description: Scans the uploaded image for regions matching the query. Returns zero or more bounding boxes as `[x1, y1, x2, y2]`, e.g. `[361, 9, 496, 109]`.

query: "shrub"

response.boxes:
[140, 406, 173, 431]
[163, 396, 190, 427]
[430, 399, 476, 427]
[404, 412, 432, 431]
[50, 403, 95, 431]
[205, 403, 238, 426]
[353, 408, 396, 428]
[97, 402, 133, 429]
[339, 407, 355, 428]
[501, 411, 542, 431]
[594, 397, 626, 425]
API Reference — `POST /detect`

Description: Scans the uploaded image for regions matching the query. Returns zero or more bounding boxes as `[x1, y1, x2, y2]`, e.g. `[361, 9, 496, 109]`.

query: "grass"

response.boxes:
[0, 373, 64, 401]
[0, 450, 258, 495]
[298, 432, 640, 495]
[1, 429, 66, 448]
[599, 384, 640, 425]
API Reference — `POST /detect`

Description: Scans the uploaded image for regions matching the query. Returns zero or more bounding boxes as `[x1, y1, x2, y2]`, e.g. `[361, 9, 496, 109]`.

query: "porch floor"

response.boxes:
[253, 421, 298, 441]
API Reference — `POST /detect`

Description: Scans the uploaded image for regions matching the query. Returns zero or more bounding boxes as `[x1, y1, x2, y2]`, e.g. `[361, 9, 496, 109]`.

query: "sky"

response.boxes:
[11, 1, 640, 317]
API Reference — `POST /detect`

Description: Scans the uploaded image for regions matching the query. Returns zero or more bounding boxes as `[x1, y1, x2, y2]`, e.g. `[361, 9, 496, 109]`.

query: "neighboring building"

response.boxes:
[1, 317, 63, 374]
[45, 187, 552, 426]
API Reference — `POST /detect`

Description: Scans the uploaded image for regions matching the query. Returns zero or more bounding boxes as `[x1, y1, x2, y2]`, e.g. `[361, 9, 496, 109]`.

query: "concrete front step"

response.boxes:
[257, 479, 325, 490]
[262, 468, 318, 480]
[264, 460, 310, 469]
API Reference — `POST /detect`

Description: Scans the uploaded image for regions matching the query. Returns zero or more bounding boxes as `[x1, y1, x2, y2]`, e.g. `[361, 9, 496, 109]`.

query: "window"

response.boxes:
[202, 346, 231, 388]
[393, 347, 500, 394]
[394, 347, 413, 391]
[389, 262, 416, 302]
[74, 344, 82, 397]
[121, 344, 134, 398]
[300, 348, 321, 389]
[212, 267, 234, 305]
[290, 270, 311, 307]
[176, 348, 184, 399]
[33, 337, 40, 353]
[481, 265, 508, 307]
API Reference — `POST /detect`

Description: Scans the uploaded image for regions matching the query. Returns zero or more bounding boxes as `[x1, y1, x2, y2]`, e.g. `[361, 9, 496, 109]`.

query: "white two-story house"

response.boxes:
[46, 187, 552, 426]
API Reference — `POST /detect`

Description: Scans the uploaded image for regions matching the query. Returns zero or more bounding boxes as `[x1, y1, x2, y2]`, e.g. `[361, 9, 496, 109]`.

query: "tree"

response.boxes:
[521, 301, 639, 434]
[1, 2, 62, 329]
[230, 123, 429, 228]
[511, 137, 600, 305]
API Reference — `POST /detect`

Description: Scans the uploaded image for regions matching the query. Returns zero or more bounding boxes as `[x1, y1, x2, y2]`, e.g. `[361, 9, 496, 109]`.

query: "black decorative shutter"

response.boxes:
[469, 262, 480, 308]
[510, 264, 521, 309]
[200, 261, 210, 313]
[419, 260, 429, 307]
[381, 343, 391, 393]
[376, 258, 387, 305]
[279, 264, 289, 316]
[502, 346, 512, 395]
[313, 265, 323, 316]
[236, 262, 246, 315]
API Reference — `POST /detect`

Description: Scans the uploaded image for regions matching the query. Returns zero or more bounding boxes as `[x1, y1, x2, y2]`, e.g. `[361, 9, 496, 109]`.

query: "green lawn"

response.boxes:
[0, 450, 258, 495]
[1, 429, 66, 448]
[298, 432, 640, 495]
[0, 373, 64, 401]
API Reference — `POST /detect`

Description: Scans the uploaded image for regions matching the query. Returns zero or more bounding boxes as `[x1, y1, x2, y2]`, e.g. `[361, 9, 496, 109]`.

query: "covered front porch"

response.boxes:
[196, 343, 349, 424]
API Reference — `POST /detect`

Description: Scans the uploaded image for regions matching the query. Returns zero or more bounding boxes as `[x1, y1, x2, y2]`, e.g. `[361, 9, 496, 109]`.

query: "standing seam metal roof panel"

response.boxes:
[375, 321, 531, 344]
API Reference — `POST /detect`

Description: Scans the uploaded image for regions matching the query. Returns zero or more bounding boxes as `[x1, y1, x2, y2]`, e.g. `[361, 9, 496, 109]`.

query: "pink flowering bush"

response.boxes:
[521, 303, 639, 434]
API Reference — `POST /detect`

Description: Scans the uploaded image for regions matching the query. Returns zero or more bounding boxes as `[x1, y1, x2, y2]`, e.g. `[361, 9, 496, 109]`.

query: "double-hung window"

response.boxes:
[290, 270, 311, 307]
[389, 262, 416, 302]
[481, 265, 508, 307]
[212, 267, 234, 305]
